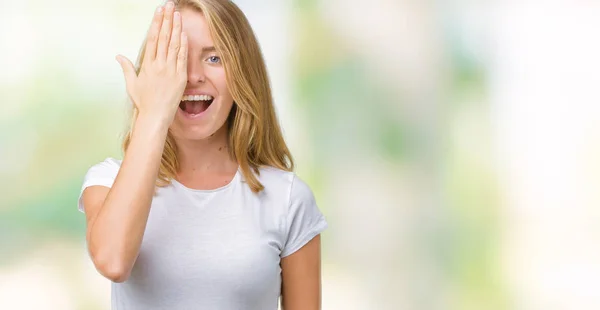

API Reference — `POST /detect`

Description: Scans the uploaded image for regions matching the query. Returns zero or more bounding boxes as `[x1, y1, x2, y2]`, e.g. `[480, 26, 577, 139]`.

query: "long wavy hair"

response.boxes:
[122, 0, 294, 193]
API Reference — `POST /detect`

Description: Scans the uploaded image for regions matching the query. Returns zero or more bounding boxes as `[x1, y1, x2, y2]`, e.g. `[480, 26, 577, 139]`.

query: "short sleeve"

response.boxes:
[77, 157, 122, 213]
[280, 175, 328, 258]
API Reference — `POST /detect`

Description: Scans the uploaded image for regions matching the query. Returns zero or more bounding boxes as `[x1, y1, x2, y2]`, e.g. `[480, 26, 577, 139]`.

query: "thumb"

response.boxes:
[115, 55, 136, 83]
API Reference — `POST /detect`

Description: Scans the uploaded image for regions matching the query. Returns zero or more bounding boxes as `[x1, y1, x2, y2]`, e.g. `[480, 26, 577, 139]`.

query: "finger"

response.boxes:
[157, 1, 175, 61]
[177, 32, 188, 74]
[116, 55, 136, 84]
[168, 11, 182, 65]
[144, 6, 164, 62]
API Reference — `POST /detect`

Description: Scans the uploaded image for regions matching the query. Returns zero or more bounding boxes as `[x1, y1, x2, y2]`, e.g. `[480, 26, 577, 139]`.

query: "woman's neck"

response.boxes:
[174, 128, 238, 176]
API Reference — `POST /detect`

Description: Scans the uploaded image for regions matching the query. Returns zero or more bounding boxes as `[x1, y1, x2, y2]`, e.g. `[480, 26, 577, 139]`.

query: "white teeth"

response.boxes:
[181, 95, 214, 101]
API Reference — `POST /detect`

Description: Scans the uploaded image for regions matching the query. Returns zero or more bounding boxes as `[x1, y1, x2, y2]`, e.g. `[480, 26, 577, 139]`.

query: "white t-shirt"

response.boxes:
[78, 157, 328, 310]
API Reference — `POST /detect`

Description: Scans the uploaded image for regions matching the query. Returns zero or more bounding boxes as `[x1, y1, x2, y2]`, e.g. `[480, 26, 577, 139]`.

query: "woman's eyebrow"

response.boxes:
[201, 46, 216, 53]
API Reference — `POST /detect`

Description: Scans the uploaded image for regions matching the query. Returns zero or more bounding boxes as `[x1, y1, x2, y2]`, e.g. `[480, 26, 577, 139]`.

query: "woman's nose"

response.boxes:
[187, 63, 206, 84]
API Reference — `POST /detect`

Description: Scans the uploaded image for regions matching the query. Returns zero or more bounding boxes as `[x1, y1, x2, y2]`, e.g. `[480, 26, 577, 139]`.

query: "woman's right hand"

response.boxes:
[116, 1, 188, 125]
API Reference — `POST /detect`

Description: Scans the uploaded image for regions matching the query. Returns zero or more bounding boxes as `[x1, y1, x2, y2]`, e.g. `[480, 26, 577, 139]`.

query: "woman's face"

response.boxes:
[170, 7, 234, 141]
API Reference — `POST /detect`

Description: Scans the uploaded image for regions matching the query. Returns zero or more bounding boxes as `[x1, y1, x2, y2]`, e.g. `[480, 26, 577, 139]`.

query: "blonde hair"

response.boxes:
[122, 0, 294, 193]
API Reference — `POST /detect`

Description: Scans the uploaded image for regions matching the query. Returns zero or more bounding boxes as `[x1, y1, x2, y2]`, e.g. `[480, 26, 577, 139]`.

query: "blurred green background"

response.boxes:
[1, 0, 600, 309]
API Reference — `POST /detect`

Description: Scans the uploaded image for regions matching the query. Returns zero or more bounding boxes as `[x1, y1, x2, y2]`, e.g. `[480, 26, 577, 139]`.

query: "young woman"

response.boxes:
[77, 1, 327, 309]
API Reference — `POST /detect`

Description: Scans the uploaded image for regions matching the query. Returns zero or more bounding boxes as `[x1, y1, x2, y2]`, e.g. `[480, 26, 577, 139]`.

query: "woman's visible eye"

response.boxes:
[206, 55, 221, 64]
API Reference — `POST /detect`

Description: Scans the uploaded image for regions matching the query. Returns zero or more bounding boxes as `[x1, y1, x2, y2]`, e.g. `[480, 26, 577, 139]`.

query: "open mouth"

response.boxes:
[179, 95, 214, 116]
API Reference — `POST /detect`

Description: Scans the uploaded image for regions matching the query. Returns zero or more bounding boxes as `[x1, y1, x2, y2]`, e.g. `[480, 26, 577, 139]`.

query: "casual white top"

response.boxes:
[78, 157, 328, 310]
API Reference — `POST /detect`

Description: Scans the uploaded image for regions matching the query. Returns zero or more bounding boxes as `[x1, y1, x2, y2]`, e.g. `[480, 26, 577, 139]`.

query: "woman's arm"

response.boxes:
[280, 235, 323, 310]
[81, 2, 187, 283]
[82, 116, 169, 283]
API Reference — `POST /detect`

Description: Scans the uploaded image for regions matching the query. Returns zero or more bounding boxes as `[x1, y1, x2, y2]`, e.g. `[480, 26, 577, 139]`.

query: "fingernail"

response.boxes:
[166, 1, 174, 8]
[156, 6, 163, 13]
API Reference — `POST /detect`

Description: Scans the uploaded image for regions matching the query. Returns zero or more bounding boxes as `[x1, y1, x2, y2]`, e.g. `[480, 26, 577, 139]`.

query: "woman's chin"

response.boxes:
[171, 124, 213, 140]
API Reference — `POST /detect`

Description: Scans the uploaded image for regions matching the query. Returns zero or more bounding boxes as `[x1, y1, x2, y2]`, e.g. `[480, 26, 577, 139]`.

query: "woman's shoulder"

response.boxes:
[78, 157, 123, 213]
[254, 166, 314, 200]
[94, 157, 123, 168]
[255, 165, 294, 182]
[88, 157, 122, 173]
[83, 157, 123, 181]
[254, 165, 305, 191]
[256, 166, 327, 258]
